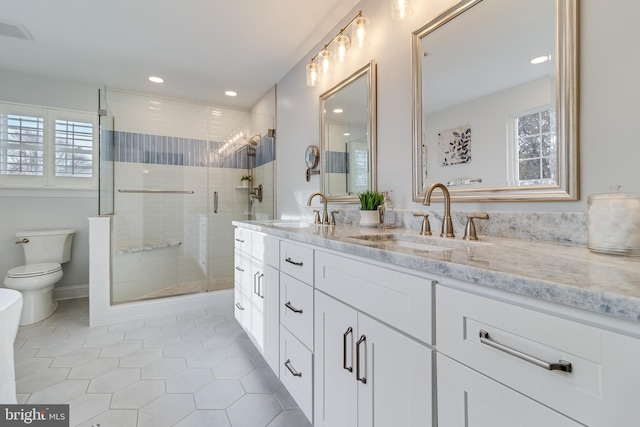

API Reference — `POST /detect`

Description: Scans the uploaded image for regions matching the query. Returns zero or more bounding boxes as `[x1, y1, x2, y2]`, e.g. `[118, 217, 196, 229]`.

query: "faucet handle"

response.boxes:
[313, 210, 322, 225]
[463, 213, 489, 241]
[330, 210, 339, 226]
[413, 212, 432, 236]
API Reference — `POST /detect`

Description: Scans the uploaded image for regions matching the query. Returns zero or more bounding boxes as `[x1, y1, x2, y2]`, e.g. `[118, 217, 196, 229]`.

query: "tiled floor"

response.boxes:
[13, 298, 311, 427]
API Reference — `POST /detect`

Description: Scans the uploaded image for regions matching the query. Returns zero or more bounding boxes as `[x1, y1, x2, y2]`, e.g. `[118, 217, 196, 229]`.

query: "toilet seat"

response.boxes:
[7, 263, 61, 278]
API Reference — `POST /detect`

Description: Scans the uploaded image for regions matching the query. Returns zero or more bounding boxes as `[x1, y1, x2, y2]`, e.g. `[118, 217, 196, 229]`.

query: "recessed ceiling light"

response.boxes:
[148, 76, 164, 83]
[343, 132, 351, 136]
[530, 55, 551, 65]
[333, 108, 344, 114]
[225, 91, 237, 97]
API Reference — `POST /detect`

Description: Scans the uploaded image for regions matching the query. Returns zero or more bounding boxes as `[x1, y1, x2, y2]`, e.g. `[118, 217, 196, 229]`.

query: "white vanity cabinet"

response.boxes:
[233, 229, 280, 374]
[278, 240, 316, 422]
[436, 283, 640, 426]
[314, 250, 434, 427]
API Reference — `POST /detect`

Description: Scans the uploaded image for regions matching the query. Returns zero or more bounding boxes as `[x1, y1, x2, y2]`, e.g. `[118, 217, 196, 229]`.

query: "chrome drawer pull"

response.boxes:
[356, 334, 367, 384]
[235, 266, 244, 272]
[235, 238, 244, 243]
[285, 257, 303, 266]
[235, 302, 244, 311]
[343, 326, 353, 372]
[284, 359, 302, 377]
[285, 302, 303, 314]
[479, 330, 572, 373]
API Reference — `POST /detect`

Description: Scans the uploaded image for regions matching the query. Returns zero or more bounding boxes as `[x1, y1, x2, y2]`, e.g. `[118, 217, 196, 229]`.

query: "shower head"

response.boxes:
[244, 133, 261, 145]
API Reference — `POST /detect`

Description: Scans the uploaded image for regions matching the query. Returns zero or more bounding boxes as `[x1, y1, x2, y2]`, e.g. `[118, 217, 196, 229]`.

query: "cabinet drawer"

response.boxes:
[280, 273, 314, 350]
[233, 249, 251, 293]
[280, 326, 313, 423]
[234, 228, 251, 252]
[315, 250, 433, 344]
[436, 285, 603, 426]
[437, 353, 583, 427]
[280, 241, 313, 285]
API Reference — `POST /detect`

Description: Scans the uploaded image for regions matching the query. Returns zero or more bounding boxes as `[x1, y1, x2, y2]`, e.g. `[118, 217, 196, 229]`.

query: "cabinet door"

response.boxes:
[314, 291, 358, 427]
[234, 287, 251, 332]
[357, 313, 432, 427]
[263, 264, 279, 375]
[437, 353, 583, 427]
[250, 258, 265, 352]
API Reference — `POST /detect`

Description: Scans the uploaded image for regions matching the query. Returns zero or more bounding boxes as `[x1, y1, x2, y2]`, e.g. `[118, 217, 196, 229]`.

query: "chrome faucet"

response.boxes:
[307, 192, 329, 225]
[423, 182, 455, 238]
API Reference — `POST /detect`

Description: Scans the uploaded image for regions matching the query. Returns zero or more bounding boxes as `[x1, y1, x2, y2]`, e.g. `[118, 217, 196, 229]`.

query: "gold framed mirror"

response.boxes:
[320, 60, 377, 202]
[412, 0, 578, 202]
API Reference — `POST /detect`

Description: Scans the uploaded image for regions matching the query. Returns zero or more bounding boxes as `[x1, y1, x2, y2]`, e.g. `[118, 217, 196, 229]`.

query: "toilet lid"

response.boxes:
[7, 263, 62, 278]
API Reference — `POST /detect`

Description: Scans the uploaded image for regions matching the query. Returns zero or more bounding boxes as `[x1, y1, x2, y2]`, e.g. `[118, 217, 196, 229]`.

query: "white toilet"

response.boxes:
[0, 288, 23, 403]
[4, 229, 76, 325]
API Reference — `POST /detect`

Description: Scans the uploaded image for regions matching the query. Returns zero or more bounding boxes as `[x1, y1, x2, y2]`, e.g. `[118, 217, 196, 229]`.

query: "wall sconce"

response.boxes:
[306, 10, 369, 87]
[391, 0, 412, 20]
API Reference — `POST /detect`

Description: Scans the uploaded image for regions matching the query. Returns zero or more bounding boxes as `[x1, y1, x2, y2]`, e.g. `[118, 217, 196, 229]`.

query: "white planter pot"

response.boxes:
[360, 210, 379, 227]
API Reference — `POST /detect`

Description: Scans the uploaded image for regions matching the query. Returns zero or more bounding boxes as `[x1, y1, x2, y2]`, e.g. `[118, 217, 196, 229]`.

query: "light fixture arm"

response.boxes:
[309, 10, 364, 63]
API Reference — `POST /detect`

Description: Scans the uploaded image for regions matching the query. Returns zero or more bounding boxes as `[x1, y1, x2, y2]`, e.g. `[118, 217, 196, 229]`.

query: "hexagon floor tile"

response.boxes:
[12, 298, 311, 426]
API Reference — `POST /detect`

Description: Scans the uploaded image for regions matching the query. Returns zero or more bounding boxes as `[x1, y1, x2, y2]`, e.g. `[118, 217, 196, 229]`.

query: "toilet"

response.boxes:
[4, 229, 76, 325]
[0, 288, 23, 403]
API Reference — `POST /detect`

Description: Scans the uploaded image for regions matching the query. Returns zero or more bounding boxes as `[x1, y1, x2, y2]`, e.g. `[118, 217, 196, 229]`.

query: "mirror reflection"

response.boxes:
[321, 60, 377, 202]
[412, 0, 578, 201]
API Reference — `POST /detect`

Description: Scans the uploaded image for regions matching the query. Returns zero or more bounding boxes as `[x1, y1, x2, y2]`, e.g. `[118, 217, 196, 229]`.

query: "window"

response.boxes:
[0, 102, 97, 188]
[508, 107, 557, 186]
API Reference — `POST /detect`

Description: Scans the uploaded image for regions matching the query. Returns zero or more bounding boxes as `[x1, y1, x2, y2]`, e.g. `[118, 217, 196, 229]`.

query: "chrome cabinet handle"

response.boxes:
[214, 191, 219, 213]
[285, 302, 303, 314]
[235, 302, 244, 311]
[285, 257, 303, 266]
[356, 334, 367, 384]
[479, 330, 572, 373]
[253, 272, 259, 295]
[343, 327, 353, 372]
[235, 238, 244, 243]
[257, 273, 264, 298]
[235, 266, 244, 272]
[284, 359, 302, 377]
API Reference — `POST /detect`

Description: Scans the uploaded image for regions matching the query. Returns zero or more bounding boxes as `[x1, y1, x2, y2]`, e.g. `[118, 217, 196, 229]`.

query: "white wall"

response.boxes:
[0, 69, 99, 289]
[276, 0, 640, 217]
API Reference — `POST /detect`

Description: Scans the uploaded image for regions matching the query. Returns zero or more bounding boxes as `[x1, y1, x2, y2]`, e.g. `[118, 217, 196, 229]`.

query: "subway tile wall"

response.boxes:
[102, 131, 275, 168]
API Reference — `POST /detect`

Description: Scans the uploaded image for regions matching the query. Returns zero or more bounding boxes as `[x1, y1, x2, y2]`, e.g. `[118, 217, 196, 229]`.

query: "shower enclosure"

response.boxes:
[99, 89, 275, 304]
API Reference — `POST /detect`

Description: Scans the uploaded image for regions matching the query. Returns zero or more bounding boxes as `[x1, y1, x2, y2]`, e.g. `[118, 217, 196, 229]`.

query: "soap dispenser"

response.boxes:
[378, 191, 396, 229]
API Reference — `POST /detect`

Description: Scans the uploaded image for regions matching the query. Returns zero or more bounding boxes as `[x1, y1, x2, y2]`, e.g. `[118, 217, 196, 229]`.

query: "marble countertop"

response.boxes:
[233, 220, 640, 324]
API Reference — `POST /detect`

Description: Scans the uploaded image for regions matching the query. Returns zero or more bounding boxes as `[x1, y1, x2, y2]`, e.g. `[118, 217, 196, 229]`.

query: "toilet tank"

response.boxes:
[17, 229, 76, 264]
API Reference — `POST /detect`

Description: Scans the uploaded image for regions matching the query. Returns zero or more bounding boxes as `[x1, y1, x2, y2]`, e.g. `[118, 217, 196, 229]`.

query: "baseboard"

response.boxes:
[54, 284, 89, 300]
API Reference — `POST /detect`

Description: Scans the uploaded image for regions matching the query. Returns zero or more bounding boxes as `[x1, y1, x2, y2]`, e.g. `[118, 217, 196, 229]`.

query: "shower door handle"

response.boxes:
[214, 191, 219, 213]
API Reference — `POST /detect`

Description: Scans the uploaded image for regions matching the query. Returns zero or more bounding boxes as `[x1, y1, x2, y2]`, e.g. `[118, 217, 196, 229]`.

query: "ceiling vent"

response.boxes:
[0, 19, 34, 40]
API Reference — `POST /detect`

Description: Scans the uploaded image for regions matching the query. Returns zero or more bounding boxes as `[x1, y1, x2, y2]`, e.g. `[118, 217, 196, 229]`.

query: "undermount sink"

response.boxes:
[270, 221, 312, 229]
[346, 233, 492, 252]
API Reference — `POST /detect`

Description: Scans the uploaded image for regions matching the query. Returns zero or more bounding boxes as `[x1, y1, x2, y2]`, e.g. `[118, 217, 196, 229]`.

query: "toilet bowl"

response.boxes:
[0, 288, 23, 403]
[5, 263, 62, 325]
[4, 228, 75, 326]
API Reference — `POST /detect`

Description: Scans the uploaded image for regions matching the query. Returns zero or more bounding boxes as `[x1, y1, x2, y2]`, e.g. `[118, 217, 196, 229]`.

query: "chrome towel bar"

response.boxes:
[118, 189, 194, 194]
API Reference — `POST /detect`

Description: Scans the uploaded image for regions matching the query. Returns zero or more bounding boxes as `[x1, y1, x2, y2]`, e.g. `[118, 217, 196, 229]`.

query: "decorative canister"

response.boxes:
[587, 191, 640, 256]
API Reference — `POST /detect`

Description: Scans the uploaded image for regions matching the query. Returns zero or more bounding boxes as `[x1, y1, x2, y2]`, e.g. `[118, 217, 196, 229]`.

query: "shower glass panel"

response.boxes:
[98, 90, 114, 215]
[100, 89, 275, 303]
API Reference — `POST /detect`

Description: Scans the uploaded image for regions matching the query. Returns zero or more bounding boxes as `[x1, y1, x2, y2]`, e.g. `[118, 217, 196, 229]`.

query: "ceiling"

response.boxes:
[0, 0, 360, 110]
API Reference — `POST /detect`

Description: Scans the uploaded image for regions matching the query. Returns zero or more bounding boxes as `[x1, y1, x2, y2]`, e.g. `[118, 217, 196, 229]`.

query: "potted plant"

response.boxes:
[240, 175, 251, 187]
[358, 191, 384, 226]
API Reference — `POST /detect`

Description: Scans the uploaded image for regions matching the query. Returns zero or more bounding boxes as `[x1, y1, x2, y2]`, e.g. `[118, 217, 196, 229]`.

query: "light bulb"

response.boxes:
[391, 0, 412, 21]
[351, 16, 369, 49]
[333, 34, 351, 63]
[306, 62, 320, 86]
[318, 49, 332, 74]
